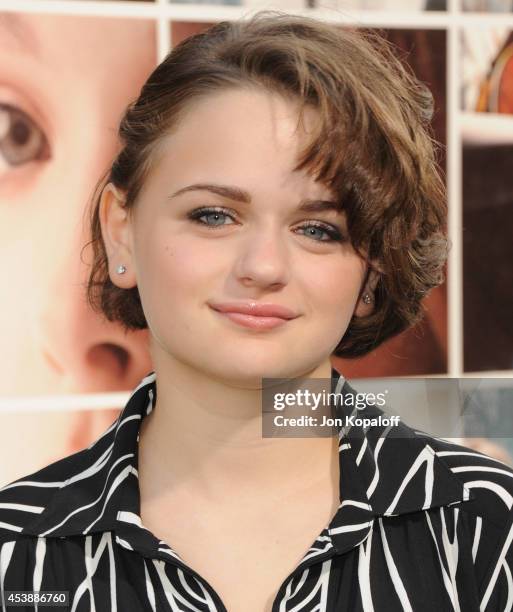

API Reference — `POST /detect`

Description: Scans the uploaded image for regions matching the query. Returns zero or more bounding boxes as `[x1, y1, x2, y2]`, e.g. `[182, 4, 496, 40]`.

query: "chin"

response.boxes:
[221, 360, 304, 386]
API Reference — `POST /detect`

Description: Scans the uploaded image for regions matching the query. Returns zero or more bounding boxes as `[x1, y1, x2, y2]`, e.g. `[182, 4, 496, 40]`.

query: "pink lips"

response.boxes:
[209, 301, 299, 330]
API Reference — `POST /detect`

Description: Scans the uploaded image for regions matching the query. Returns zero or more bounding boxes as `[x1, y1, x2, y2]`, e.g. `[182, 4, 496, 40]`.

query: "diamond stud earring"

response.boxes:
[116, 265, 127, 274]
[362, 293, 372, 304]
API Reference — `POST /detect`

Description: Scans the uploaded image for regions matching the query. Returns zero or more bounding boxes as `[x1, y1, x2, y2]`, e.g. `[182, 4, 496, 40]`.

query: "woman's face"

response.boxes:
[103, 88, 373, 384]
[0, 13, 156, 395]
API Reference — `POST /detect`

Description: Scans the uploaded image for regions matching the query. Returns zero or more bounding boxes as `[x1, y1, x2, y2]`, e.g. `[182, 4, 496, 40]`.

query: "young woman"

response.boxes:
[1, 11, 512, 612]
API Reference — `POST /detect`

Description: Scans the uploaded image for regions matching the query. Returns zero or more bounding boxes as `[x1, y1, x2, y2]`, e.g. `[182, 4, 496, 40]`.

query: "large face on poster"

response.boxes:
[0, 12, 156, 483]
[0, 12, 157, 396]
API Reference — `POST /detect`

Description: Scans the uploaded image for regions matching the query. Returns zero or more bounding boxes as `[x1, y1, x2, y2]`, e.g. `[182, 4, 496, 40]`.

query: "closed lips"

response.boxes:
[209, 302, 298, 319]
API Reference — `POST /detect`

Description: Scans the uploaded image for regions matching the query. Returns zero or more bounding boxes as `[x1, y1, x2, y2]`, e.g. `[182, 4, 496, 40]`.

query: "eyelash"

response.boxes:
[187, 206, 345, 244]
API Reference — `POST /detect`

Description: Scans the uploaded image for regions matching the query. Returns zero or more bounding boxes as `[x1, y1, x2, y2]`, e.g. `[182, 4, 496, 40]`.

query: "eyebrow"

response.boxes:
[0, 13, 39, 58]
[168, 183, 343, 214]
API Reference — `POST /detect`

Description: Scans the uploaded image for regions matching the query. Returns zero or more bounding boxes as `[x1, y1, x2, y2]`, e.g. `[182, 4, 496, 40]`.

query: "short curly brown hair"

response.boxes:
[84, 10, 448, 359]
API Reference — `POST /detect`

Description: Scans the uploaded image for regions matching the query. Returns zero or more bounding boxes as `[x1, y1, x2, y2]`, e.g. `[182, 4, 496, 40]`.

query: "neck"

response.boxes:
[137, 353, 341, 506]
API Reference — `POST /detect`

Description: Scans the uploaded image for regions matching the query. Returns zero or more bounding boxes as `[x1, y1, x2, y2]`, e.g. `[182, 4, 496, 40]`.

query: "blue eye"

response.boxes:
[296, 223, 343, 243]
[187, 206, 345, 244]
[188, 207, 235, 227]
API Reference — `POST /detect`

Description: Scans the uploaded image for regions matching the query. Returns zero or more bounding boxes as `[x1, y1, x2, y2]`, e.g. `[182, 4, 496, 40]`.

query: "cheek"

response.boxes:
[303, 256, 363, 315]
[165, 239, 221, 284]
[137, 236, 219, 310]
[305, 257, 365, 353]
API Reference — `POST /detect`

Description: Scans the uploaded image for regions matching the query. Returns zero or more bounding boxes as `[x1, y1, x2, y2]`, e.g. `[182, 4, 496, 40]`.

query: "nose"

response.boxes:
[37, 236, 152, 394]
[234, 224, 290, 289]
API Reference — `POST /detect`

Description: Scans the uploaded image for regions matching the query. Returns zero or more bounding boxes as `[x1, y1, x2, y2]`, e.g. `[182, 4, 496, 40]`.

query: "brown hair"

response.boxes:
[84, 10, 448, 358]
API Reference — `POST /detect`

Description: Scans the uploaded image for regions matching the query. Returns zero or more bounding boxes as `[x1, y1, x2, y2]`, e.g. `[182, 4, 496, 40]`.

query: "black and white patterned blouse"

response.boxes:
[1, 368, 513, 611]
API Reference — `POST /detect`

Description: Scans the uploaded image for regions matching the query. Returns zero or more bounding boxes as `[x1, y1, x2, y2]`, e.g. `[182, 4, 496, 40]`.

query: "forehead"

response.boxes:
[0, 12, 156, 72]
[148, 88, 331, 200]
[169, 87, 320, 150]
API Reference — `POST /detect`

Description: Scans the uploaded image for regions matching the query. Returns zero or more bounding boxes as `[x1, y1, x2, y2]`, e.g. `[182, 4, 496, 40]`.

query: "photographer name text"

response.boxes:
[273, 414, 400, 428]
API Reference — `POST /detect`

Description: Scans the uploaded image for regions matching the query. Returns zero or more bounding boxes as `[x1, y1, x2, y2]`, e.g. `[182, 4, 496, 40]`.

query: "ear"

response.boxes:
[99, 182, 137, 289]
[354, 268, 380, 318]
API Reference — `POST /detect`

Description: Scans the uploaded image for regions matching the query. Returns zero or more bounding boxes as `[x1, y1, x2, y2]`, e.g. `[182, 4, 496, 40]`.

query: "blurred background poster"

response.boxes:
[0, 3, 511, 486]
[461, 26, 513, 372]
[0, 12, 156, 483]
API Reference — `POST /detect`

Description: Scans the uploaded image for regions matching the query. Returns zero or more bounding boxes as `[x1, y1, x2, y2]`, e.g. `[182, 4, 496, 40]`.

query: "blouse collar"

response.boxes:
[19, 367, 473, 560]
